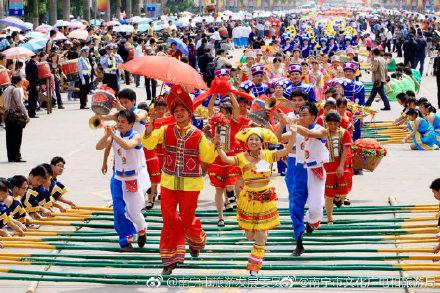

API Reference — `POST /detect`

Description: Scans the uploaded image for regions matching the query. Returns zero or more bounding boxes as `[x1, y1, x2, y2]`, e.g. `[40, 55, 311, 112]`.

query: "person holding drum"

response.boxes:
[78, 47, 92, 110]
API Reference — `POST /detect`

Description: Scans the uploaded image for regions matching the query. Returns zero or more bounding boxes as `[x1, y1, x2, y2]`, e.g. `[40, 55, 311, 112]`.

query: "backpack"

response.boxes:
[205, 57, 219, 78]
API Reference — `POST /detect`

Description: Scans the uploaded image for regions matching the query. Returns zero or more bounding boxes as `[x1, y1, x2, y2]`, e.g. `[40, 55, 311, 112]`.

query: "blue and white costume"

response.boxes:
[291, 123, 329, 241]
[110, 129, 147, 247]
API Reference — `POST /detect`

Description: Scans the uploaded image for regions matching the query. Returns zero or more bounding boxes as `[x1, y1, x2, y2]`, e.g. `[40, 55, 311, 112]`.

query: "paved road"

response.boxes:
[1, 53, 440, 292]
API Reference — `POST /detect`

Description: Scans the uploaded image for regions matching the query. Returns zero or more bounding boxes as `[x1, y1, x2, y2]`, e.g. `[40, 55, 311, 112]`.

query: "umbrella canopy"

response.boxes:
[137, 23, 151, 33]
[130, 16, 152, 24]
[114, 25, 135, 33]
[0, 17, 30, 31]
[25, 31, 48, 39]
[35, 24, 53, 33]
[2, 47, 35, 59]
[55, 20, 71, 27]
[68, 29, 89, 40]
[19, 38, 47, 52]
[69, 21, 86, 30]
[90, 19, 102, 26]
[119, 56, 207, 90]
[104, 20, 120, 27]
[51, 31, 67, 41]
[167, 38, 189, 56]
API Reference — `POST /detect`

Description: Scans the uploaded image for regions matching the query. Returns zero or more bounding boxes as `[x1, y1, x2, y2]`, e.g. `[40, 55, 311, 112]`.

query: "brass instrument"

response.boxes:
[89, 115, 102, 129]
[264, 97, 277, 111]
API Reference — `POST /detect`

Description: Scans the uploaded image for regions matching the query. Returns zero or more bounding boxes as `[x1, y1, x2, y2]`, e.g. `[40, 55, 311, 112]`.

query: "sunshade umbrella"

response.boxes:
[2, 47, 35, 59]
[167, 38, 189, 56]
[69, 21, 85, 30]
[51, 31, 67, 41]
[137, 23, 151, 33]
[25, 31, 47, 39]
[119, 56, 207, 90]
[114, 25, 134, 33]
[54, 20, 70, 27]
[68, 29, 89, 40]
[0, 17, 30, 31]
[19, 38, 48, 52]
[104, 21, 120, 27]
[35, 24, 53, 33]
[90, 19, 102, 26]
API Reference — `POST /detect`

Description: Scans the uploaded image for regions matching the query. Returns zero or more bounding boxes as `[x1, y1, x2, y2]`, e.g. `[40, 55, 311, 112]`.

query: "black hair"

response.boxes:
[324, 87, 337, 95]
[325, 112, 341, 123]
[40, 163, 53, 176]
[50, 30, 57, 37]
[117, 109, 136, 124]
[396, 93, 407, 103]
[220, 102, 233, 114]
[416, 97, 428, 106]
[372, 48, 380, 56]
[155, 98, 167, 108]
[336, 97, 348, 107]
[299, 102, 318, 118]
[11, 75, 22, 85]
[117, 88, 137, 102]
[29, 165, 48, 179]
[290, 89, 308, 101]
[406, 108, 419, 117]
[9, 175, 27, 189]
[324, 99, 337, 109]
[0, 177, 11, 189]
[420, 102, 437, 113]
[430, 178, 440, 191]
[407, 96, 417, 106]
[0, 182, 8, 193]
[50, 156, 65, 166]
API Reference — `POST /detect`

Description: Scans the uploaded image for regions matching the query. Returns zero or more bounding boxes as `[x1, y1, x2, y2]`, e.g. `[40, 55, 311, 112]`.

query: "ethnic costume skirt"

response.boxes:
[237, 186, 280, 231]
[324, 159, 353, 198]
[208, 156, 241, 189]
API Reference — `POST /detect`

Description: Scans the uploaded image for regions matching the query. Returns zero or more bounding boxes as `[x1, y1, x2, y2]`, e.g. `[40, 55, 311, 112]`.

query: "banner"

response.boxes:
[9, 0, 23, 16]
[97, 0, 109, 12]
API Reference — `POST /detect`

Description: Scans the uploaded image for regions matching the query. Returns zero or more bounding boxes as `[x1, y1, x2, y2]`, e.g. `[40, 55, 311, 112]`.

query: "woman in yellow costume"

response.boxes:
[215, 125, 296, 276]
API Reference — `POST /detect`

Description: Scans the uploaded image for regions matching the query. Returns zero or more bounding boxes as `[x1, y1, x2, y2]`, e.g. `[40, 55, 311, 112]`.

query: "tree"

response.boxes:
[83, 0, 91, 21]
[63, 0, 71, 20]
[165, 0, 193, 14]
[32, 0, 39, 26]
[126, 0, 132, 18]
[0, 0, 4, 19]
[49, 0, 57, 25]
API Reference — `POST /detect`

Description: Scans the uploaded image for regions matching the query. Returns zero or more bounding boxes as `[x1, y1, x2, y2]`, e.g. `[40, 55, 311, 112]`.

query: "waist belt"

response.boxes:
[104, 69, 117, 74]
[115, 170, 136, 177]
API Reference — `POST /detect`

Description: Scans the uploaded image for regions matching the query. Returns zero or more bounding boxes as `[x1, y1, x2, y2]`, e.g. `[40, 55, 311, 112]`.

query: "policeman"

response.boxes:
[78, 47, 92, 109]
[100, 44, 119, 93]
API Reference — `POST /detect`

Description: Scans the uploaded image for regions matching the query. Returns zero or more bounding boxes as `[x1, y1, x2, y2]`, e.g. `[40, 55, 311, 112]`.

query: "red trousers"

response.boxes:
[159, 186, 207, 267]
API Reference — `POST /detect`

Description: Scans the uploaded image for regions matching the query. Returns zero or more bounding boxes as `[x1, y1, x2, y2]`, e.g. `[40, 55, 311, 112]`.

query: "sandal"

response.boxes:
[327, 221, 334, 225]
[224, 203, 234, 212]
[145, 201, 154, 210]
[334, 198, 343, 208]
[217, 219, 225, 227]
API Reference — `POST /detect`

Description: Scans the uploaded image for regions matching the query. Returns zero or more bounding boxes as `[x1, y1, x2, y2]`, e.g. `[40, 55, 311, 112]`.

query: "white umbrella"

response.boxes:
[55, 20, 71, 27]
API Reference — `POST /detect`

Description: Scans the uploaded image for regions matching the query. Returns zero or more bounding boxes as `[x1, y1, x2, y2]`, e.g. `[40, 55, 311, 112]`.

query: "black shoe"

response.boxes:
[80, 106, 90, 110]
[353, 169, 363, 175]
[137, 234, 146, 248]
[224, 203, 234, 213]
[119, 243, 133, 252]
[334, 198, 343, 208]
[279, 172, 286, 176]
[189, 247, 200, 258]
[293, 233, 304, 256]
[380, 107, 391, 111]
[58, 106, 65, 109]
[161, 263, 177, 275]
[305, 222, 314, 234]
[9, 159, 27, 163]
[343, 199, 351, 206]
[145, 201, 154, 210]
[29, 115, 39, 118]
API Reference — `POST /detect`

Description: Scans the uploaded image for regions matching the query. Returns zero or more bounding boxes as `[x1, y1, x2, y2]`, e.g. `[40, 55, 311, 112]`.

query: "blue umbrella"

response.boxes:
[152, 24, 164, 31]
[90, 19, 102, 26]
[138, 23, 151, 33]
[19, 38, 47, 52]
[0, 17, 30, 31]
[167, 38, 189, 56]
[114, 25, 134, 33]
[119, 19, 129, 25]
[25, 31, 47, 39]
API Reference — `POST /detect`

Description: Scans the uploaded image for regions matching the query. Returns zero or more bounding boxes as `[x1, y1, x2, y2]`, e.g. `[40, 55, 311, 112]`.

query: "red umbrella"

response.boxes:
[119, 56, 207, 90]
[2, 47, 35, 59]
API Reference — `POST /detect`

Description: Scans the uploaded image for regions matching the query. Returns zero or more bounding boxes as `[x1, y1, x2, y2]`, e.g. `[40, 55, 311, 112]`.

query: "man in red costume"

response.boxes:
[142, 85, 217, 275]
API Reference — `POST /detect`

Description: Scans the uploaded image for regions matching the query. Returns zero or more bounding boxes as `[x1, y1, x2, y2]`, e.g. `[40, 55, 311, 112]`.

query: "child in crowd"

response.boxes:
[0, 182, 25, 237]
[50, 157, 76, 209]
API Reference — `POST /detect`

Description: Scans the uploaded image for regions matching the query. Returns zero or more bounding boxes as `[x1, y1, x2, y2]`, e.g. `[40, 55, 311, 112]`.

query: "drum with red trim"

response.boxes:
[38, 62, 51, 80]
[0, 69, 11, 86]
[61, 59, 80, 81]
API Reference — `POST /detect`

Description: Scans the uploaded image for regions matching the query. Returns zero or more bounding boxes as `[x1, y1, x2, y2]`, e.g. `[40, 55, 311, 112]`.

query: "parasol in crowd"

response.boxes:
[2, 47, 35, 59]
[119, 55, 207, 90]
[0, 17, 31, 31]
[68, 30, 89, 40]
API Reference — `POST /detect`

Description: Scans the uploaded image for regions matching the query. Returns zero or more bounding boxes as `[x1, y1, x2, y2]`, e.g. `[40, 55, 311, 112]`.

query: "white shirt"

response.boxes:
[135, 44, 144, 58]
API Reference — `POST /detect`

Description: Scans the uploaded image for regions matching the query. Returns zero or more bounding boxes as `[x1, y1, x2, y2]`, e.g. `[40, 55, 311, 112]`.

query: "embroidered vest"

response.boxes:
[162, 125, 203, 178]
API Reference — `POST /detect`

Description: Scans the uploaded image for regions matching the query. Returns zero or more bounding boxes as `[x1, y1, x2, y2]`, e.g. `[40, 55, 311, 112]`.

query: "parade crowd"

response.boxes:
[1, 8, 440, 277]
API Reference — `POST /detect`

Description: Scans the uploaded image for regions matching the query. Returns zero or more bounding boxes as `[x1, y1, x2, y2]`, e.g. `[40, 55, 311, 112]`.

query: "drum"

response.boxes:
[0, 69, 11, 86]
[38, 62, 51, 79]
[61, 59, 80, 82]
[91, 90, 115, 115]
